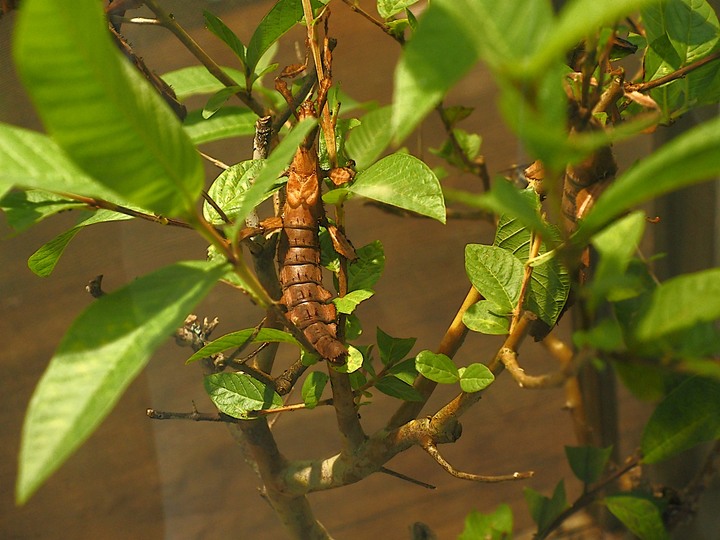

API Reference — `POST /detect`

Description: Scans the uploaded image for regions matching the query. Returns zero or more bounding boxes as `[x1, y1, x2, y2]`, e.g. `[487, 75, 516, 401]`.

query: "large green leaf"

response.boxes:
[346, 106, 394, 170]
[0, 124, 119, 200]
[203, 160, 266, 225]
[465, 244, 524, 314]
[161, 66, 245, 101]
[183, 107, 257, 145]
[579, 114, 720, 237]
[14, 0, 204, 217]
[186, 327, 300, 364]
[205, 372, 283, 419]
[347, 153, 446, 223]
[642, 377, 720, 464]
[28, 210, 133, 277]
[462, 300, 511, 335]
[16, 260, 227, 504]
[605, 495, 669, 540]
[0, 190, 83, 233]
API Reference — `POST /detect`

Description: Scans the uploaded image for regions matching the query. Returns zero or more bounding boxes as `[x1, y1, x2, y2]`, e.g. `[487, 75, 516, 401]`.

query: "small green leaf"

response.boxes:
[203, 11, 246, 69]
[334, 289, 375, 315]
[462, 300, 511, 335]
[203, 160, 266, 225]
[202, 86, 244, 119]
[605, 495, 669, 540]
[565, 446, 613, 485]
[377, 327, 417, 366]
[183, 107, 257, 145]
[348, 240, 385, 291]
[524, 480, 568, 533]
[28, 210, 133, 277]
[375, 376, 424, 401]
[332, 345, 364, 374]
[459, 363, 495, 393]
[345, 106, 394, 170]
[0, 190, 83, 233]
[430, 128, 481, 168]
[348, 153, 446, 223]
[465, 244, 524, 313]
[14, 0, 204, 217]
[16, 260, 226, 505]
[388, 358, 419, 385]
[205, 372, 282, 419]
[186, 328, 299, 364]
[377, 0, 418, 19]
[415, 350, 459, 384]
[458, 504, 513, 540]
[301, 371, 329, 409]
[161, 65, 245, 101]
[641, 377, 720, 464]
[573, 317, 625, 352]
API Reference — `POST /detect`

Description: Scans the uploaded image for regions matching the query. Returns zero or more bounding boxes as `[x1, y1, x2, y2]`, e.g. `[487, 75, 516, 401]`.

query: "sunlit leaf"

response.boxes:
[415, 350, 459, 384]
[346, 105, 394, 170]
[203, 160, 266, 225]
[465, 244, 523, 313]
[334, 289, 374, 315]
[462, 300, 510, 335]
[183, 107, 257, 145]
[459, 504, 513, 540]
[0, 190, 83, 233]
[161, 65, 245, 101]
[205, 372, 282, 419]
[186, 327, 299, 364]
[459, 363, 494, 393]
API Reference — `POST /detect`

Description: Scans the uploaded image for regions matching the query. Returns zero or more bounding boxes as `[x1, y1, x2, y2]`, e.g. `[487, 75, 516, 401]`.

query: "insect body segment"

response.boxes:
[279, 106, 347, 364]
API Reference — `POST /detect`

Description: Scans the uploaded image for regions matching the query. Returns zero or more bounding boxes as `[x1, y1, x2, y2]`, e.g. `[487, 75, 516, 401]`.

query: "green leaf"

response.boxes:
[345, 105, 394, 170]
[459, 363, 495, 393]
[377, 327, 416, 366]
[183, 107, 257, 145]
[301, 371, 329, 409]
[605, 495, 669, 540]
[632, 268, 720, 346]
[202, 86, 244, 119]
[16, 260, 226, 504]
[348, 240, 385, 291]
[14, 0, 204, 217]
[377, 0, 419, 19]
[462, 300, 510, 335]
[524, 480, 568, 534]
[246, 0, 323, 73]
[203, 11, 246, 69]
[186, 328, 299, 364]
[579, 115, 720, 237]
[0, 190, 83, 233]
[203, 160, 266, 225]
[318, 117, 360, 170]
[430, 128, 481, 169]
[161, 66, 245, 101]
[28, 210, 133, 277]
[332, 345, 364, 374]
[388, 358, 419, 385]
[415, 350, 459, 384]
[334, 289, 375, 315]
[205, 372, 282, 419]
[641, 377, 720, 464]
[465, 244, 524, 313]
[375, 376, 424, 401]
[565, 446, 613, 485]
[348, 153, 446, 223]
[0, 124, 120, 201]
[458, 504, 513, 540]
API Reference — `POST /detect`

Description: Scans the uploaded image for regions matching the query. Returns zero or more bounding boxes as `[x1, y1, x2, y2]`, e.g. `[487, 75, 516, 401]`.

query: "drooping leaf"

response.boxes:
[161, 65, 245, 101]
[186, 328, 299, 364]
[183, 107, 257, 145]
[375, 376, 424, 401]
[462, 300, 510, 335]
[16, 260, 227, 504]
[524, 481, 568, 534]
[203, 11, 247, 70]
[641, 377, 720, 464]
[334, 289, 375, 315]
[203, 160, 266, 225]
[377, 327, 416, 366]
[348, 153, 446, 223]
[345, 105, 394, 170]
[578, 114, 720, 237]
[458, 504, 514, 540]
[459, 363, 495, 393]
[565, 445, 613, 485]
[0, 124, 120, 201]
[415, 350, 459, 384]
[465, 244, 524, 314]
[301, 371, 329, 409]
[28, 210, 133, 277]
[605, 495, 669, 540]
[14, 0, 204, 217]
[347, 240, 385, 292]
[205, 372, 282, 419]
[0, 190, 83, 233]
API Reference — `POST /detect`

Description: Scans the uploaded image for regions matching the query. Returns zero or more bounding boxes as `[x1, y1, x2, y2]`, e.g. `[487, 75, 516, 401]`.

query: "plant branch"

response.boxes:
[146, 407, 242, 423]
[339, 0, 403, 44]
[625, 50, 720, 93]
[499, 344, 567, 389]
[510, 233, 542, 334]
[421, 441, 534, 483]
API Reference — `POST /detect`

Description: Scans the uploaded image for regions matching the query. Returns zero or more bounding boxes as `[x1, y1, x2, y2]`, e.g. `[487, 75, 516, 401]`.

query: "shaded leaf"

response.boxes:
[0, 190, 83, 233]
[348, 153, 446, 223]
[16, 260, 226, 504]
[203, 11, 246, 69]
[161, 65, 245, 101]
[377, 327, 416, 366]
[388, 358, 419, 385]
[205, 372, 282, 419]
[524, 480, 568, 533]
[348, 240, 385, 291]
[565, 445, 613, 485]
[605, 495, 669, 540]
[186, 328, 299, 364]
[202, 86, 244, 119]
[415, 350, 459, 383]
[375, 376, 424, 401]
[301, 371, 329, 409]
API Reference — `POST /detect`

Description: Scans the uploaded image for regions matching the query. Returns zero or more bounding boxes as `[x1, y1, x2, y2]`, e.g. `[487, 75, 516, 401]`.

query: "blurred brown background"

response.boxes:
[1, 1, 717, 539]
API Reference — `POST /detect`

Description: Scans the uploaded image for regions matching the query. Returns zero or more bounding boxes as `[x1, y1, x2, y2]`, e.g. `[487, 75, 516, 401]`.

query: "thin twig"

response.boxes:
[625, 50, 720, 93]
[510, 233, 543, 334]
[199, 151, 230, 170]
[339, 0, 403, 43]
[422, 441, 534, 483]
[146, 407, 242, 423]
[498, 345, 567, 389]
[379, 467, 436, 489]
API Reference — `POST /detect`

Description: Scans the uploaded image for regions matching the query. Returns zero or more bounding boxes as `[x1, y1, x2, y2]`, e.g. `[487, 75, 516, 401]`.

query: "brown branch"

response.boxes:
[85, 275, 106, 298]
[199, 151, 230, 170]
[339, 0, 403, 44]
[510, 234, 542, 334]
[625, 50, 720, 93]
[499, 345, 567, 389]
[422, 441, 534, 483]
[146, 407, 242, 423]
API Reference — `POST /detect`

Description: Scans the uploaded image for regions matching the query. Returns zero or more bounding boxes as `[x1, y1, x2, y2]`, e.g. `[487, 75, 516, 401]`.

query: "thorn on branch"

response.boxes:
[421, 441, 534, 483]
